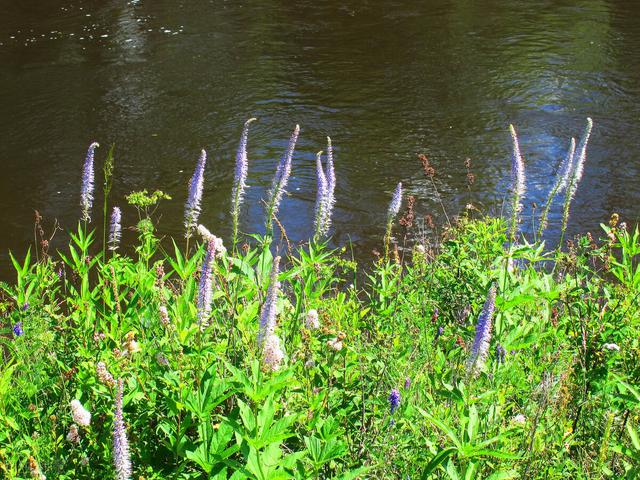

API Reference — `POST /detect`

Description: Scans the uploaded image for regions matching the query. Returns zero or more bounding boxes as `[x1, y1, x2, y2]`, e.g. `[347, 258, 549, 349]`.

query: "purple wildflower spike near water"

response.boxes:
[467, 283, 497, 377]
[265, 125, 299, 233]
[388, 182, 403, 220]
[197, 239, 216, 329]
[326, 136, 336, 208]
[568, 117, 593, 200]
[184, 149, 207, 238]
[508, 125, 526, 240]
[109, 206, 122, 251]
[560, 118, 594, 244]
[232, 118, 256, 244]
[258, 256, 280, 348]
[556, 137, 577, 193]
[113, 379, 132, 480]
[80, 142, 99, 222]
[537, 137, 576, 238]
[314, 150, 329, 238]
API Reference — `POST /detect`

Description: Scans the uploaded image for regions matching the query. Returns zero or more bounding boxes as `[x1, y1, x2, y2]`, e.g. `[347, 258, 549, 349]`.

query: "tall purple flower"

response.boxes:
[537, 137, 576, 238]
[561, 118, 594, 241]
[80, 142, 99, 222]
[325, 137, 336, 220]
[389, 388, 401, 414]
[13, 321, 24, 337]
[467, 284, 497, 377]
[508, 125, 525, 240]
[388, 182, 403, 221]
[265, 125, 299, 232]
[231, 118, 257, 243]
[258, 256, 280, 348]
[314, 150, 329, 238]
[109, 206, 122, 251]
[184, 149, 207, 238]
[567, 117, 593, 200]
[113, 379, 132, 480]
[197, 239, 216, 328]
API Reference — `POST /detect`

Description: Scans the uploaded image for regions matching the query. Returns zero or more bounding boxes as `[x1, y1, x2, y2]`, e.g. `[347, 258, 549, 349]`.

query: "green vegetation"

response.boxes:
[1, 204, 639, 479]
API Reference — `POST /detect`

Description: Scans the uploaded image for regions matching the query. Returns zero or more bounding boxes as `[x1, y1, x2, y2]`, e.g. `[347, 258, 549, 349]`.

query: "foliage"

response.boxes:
[1, 201, 639, 479]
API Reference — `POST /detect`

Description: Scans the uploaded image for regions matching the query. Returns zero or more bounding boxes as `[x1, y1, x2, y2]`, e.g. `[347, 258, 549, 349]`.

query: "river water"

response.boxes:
[1, 0, 639, 268]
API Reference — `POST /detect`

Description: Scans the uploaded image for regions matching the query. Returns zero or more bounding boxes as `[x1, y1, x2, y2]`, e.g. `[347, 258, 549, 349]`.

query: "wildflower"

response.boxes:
[434, 325, 444, 342]
[567, 118, 593, 201]
[80, 142, 99, 222]
[67, 424, 80, 444]
[305, 309, 320, 329]
[231, 118, 256, 244]
[262, 334, 285, 371]
[197, 239, 216, 328]
[28, 455, 46, 480]
[113, 379, 132, 480]
[508, 125, 525, 240]
[197, 225, 227, 258]
[404, 377, 411, 389]
[559, 118, 594, 245]
[96, 362, 116, 387]
[22, 302, 29, 311]
[156, 352, 170, 367]
[13, 321, 24, 337]
[467, 284, 497, 377]
[304, 359, 316, 368]
[158, 305, 170, 327]
[124, 332, 141, 355]
[389, 388, 401, 414]
[414, 244, 425, 255]
[70, 399, 91, 427]
[511, 414, 526, 425]
[109, 206, 122, 251]
[327, 337, 343, 351]
[537, 137, 576, 237]
[314, 150, 329, 238]
[184, 149, 207, 238]
[258, 256, 280, 348]
[325, 136, 336, 221]
[265, 125, 299, 232]
[388, 182, 403, 221]
[603, 343, 620, 351]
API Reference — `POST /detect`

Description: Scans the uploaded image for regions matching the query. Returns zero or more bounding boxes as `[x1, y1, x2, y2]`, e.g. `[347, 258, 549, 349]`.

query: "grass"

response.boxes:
[1, 127, 640, 479]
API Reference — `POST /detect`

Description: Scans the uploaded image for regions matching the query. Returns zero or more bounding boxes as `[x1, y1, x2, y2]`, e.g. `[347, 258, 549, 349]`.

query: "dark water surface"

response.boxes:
[1, 0, 640, 269]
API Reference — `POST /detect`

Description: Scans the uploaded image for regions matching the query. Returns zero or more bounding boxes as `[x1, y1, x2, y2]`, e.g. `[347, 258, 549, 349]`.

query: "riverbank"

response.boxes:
[1, 211, 639, 479]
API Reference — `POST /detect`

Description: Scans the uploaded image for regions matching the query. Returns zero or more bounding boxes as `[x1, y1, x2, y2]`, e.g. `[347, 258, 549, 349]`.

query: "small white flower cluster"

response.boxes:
[70, 399, 91, 427]
[263, 334, 285, 371]
[197, 225, 227, 258]
[305, 309, 320, 329]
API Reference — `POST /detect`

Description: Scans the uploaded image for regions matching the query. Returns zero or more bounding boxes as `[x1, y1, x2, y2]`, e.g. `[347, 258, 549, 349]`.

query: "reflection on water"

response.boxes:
[1, 0, 639, 269]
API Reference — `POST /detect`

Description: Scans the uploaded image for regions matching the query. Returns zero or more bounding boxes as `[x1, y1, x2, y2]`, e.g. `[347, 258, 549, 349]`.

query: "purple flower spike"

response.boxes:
[232, 118, 257, 232]
[325, 137, 336, 219]
[467, 284, 497, 377]
[314, 150, 329, 238]
[266, 125, 299, 230]
[184, 149, 207, 237]
[113, 379, 132, 480]
[80, 142, 99, 222]
[258, 256, 281, 348]
[568, 118, 593, 200]
[109, 206, 122, 251]
[389, 388, 401, 414]
[388, 182, 403, 220]
[197, 239, 216, 329]
[13, 322, 24, 337]
[404, 377, 411, 390]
